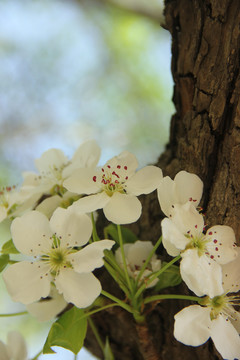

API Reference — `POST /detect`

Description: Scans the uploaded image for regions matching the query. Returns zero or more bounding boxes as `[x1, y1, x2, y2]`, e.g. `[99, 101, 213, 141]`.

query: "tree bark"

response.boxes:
[85, 1, 240, 359]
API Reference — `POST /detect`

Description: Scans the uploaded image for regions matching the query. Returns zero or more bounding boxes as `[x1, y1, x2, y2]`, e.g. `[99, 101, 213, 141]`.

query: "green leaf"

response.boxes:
[154, 263, 182, 292]
[104, 224, 137, 245]
[0, 254, 9, 272]
[104, 338, 115, 360]
[43, 306, 87, 355]
[2, 239, 19, 254]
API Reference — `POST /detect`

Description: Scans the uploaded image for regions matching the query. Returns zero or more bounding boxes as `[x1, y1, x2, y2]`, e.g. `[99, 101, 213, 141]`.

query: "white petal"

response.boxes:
[72, 192, 110, 213]
[3, 261, 50, 304]
[62, 140, 101, 178]
[0, 207, 7, 223]
[106, 151, 138, 176]
[36, 195, 62, 218]
[7, 331, 27, 360]
[157, 176, 177, 217]
[175, 171, 203, 207]
[63, 168, 100, 194]
[161, 218, 187, 256]
[10, 211, 52, 256]
[50, 207, 92, 247]
[174, 305, 211, 346]
[103, 193, 141, 224]
[69, 240, 114, 273]
[35, 148, 68, 173]
[127, 241, 154, 266]
[170, 203, 204, 236]
[126, 166, 163, 196]
[26, 287, 67, 322]
[211, 315, 240, 360]
[221, 247, 240, 293]
[0, 341, 9, 360]
[180, 250, 223, 297]
[206, 225, 238, 265]
[55, 269, 101, 308]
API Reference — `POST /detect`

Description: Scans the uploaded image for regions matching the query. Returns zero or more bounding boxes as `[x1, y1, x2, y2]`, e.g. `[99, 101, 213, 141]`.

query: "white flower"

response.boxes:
[174, 249, 240, 360]
[0, 331, 27, 360]
[64, 151, 163, 224]
[161, 203, 238, 297]
[21, 139, 101, 198]
[3, 207, 114, 308]
[115, 240, 161, 287]
[157, 171, 203, 217]
[26, 286, 68, 322]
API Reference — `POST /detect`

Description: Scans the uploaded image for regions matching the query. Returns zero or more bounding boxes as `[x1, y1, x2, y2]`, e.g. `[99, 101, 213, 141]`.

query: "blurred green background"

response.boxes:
[0, 0, 173, 359]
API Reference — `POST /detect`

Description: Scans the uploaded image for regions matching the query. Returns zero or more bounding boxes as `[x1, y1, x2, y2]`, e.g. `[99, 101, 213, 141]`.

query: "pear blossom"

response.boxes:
[64, 151, 163, 224]
[157, 171, 203, 217]
[3, 207, 114, 308]
[26, 286, 68, 322]
[21, 139, 101, 199]
[161, 203, 238, 297]
[0, 331, 27, 360]
[174, 249, 240, 360]
[115, 240, 161, 287]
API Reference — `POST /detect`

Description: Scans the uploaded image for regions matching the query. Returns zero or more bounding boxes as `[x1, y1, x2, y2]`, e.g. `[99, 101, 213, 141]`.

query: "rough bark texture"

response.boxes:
[84, 1, 240, 359]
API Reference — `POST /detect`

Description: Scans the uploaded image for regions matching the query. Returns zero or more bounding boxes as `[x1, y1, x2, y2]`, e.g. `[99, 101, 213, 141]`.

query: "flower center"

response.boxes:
[41, 235, 73, 275]
[185, 232, 209, 256]
[200, 294, 240, 321]
[0, 186, 16, 209]
[92, 164, 129, 197]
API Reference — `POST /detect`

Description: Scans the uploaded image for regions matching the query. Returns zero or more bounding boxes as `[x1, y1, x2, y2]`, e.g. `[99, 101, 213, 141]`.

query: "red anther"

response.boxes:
[125, 176, 128, 180]
[213, 239, 217, 244]
[195, 225, 198, 228]
[215, 247, 219, 251]
[115, 180, 119, 184]
[117, 165, 121, 169]
[209, 232, 213, 235]
[6, 186, 11, 192]
[102, 168, 104, 172]
[107, 165, 111, 169]
[93, 176, 97, 182]
[189, 197, 192, 201]
[210, 255, 214, 259]
[124, 166, 127, 170]
[193, 199, 197, 202]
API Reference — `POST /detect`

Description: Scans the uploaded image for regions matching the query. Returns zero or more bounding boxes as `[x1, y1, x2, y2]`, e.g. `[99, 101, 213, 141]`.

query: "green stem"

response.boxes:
[91, 212, 99, 242]
[101, 290, 134, 314]
[104, 260, 130, 297]
[30, 349, 42, 360]
[117, 224, 133, 294]
[88, 317, 105, 353]
[136, 235, 162, 285]
[0, 311, 28, 317]
[143, 294, 201, 305]
[135, 255, 181, 299]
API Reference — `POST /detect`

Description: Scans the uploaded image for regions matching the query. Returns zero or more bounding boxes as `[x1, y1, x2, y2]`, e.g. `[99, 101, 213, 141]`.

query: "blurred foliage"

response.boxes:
[0, 0, 173, 184]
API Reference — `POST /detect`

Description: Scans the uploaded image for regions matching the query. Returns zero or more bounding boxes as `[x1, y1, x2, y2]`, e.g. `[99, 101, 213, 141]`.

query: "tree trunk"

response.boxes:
[85, 0, 240, 359]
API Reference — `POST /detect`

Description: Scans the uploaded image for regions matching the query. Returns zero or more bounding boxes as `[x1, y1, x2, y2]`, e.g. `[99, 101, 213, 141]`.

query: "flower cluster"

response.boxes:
[0, 141, 239, 360]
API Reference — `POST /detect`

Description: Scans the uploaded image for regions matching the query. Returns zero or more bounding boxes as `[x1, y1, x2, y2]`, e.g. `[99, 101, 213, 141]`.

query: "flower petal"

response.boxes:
[35, 148, 68, 174]
[72, 192, 110, 213]
[126, 166, 163, 196]
[107, 151, 138, 176]
[0, 340, 9, 360]
[103, 193, 141, 224]
[221, 247, 240, 293]
[170, 203, 204, 235]
[210, 315, 240, 360]
[50, 207, 92, 247]
[55, 269, 101, 308]
[161, 217, 189, 255]
[62, 140, 101, 179]
[180, 250, 223, 297]
[26, 287, 67, 322]
[7, 331, 27, 360]
[3, 261, 50, 304]
[157, 176, 177, 217]
[175, 171, 203, 207]
[11, 211, 52, 255]
[36, 195, 62, 219]
[63, 167, 100, 194]
[206, 225, 238, 265]
[69, 240, 114, 273]
[174, 305, 211, 346]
